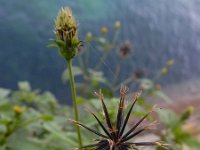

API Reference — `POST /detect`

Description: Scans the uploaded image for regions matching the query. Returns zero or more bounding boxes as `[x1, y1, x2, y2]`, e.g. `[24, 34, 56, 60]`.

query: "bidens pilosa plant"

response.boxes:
[49, 7, 83, 146]
[73, 86, 167, 150]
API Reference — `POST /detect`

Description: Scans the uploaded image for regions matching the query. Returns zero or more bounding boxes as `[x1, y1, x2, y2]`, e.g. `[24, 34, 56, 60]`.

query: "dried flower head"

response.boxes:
[118, 41, 132, 58]
[53, 7, 81, 60]
[133, 69, 146, 79]
[72, 86, 167, 150]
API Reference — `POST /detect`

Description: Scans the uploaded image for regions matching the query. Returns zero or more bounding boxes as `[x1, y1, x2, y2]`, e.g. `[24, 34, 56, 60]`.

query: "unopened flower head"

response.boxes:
[53, 7, 81, 60]
[101, 27, 108, 34]
[54, 7, 78, 42]
[114, 21, 121, 30]
[13, 105, 24, 114]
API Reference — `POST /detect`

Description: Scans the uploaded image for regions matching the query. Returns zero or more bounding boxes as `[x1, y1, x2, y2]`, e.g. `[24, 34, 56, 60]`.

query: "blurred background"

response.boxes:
[1, 1, 200, 149]
[1, 0, 200, 103]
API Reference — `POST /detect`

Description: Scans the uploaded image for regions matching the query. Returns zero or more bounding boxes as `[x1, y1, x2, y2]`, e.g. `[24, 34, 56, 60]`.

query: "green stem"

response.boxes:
[66, 59, 82, 147]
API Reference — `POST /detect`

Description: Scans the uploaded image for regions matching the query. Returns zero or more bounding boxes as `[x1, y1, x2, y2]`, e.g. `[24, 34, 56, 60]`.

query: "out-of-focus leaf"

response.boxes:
[40, 114, 54, 121]
[76, 96, 87, 105]
[62, 66, 82, 83]
[97, 37, 106, 44]
[154, 90, 172, 102]
[100, 87, 113, 98]
[0, 104, 12, 111]
[89, 69, 107, 84]
[7, 129, 43, 150]
[183, 136, 200, 148]
[157, 109, 179, 127]
[140, 79, 154, 90]
[159, 67, 168, 76]
[18, 81, 31, 91]
[0, 88, 11, 99]
[43, 122, 76, 146]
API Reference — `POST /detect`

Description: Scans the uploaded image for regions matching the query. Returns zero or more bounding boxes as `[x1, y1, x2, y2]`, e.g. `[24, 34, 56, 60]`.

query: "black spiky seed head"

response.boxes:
[73, 86, 168, 150]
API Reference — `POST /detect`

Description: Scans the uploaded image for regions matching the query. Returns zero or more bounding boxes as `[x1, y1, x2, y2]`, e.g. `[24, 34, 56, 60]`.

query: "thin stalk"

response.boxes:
[95, 50, 110, 70]
[66, 59, 82, 147]
[112, 60, 123, 86]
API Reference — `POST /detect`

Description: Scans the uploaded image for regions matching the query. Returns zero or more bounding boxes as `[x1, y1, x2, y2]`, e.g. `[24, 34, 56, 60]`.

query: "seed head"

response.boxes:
[118, 41, 132, 59]
[73, 86, 167, 150]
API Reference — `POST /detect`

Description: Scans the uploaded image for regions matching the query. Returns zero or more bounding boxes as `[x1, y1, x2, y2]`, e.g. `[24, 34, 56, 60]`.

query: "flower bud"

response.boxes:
[86, 32, 93, 42]
[166, 59, 174, 67]
[114, 21, 121, 30]
[54, 7, 80, 60]
[13, 105, 24, 114]
[55, 7, 77, 41]
[180, 106, 193, 121]
[101, 27, 108, 33]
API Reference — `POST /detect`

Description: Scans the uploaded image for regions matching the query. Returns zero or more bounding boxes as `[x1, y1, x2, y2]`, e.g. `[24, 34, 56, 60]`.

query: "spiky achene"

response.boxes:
[73, 86, 167, 150]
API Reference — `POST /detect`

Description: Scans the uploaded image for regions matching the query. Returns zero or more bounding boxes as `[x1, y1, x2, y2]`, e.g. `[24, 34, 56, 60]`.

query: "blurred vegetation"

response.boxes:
[0, 17, 200, 149]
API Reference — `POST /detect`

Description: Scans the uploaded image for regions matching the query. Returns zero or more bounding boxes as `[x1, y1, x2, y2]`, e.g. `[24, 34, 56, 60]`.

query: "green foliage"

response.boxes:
[0, 82, 77, 150]
[157, 109, 200, 150]
[1, 10, 199, 149]
[1, 80, 200, 149]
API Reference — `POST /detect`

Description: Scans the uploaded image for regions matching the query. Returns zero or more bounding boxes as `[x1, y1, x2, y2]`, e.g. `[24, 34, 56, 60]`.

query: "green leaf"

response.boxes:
[157, 109, 179, 128]
[76, 96, 87, 105]
[140, 78, 154, 90]
[0, 88, 11, 99]
[0, 104, 12, 111]
[97, 37, 107, 44]
[18, 81, 31, 91]
[7, 129, 44, 150]
[183, 136, 200, 148]
[43, 122, 76, 146]
[153, 90, 172, 102]
[47, 44, 59, 48]
[40, 114, 54, 121]
[62, 66, 82, 83]
[89, 69, 107, 83]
